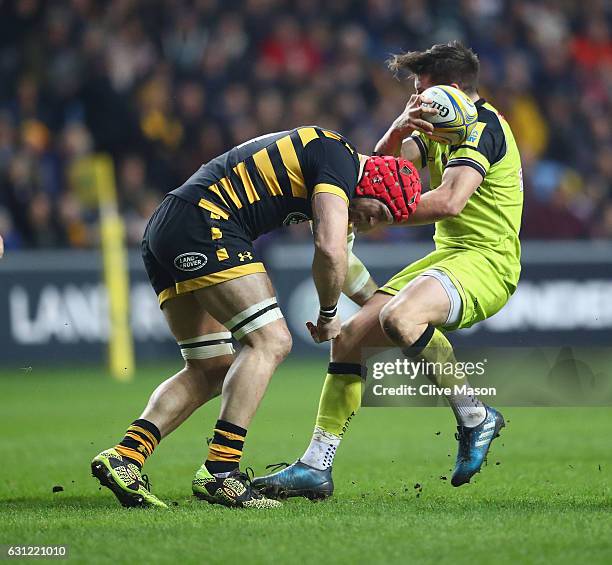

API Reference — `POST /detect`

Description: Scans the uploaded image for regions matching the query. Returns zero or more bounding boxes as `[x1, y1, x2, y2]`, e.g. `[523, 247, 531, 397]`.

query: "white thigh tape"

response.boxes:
[178, 332, 235, 360]
[225, 298, 284, 340]
[224, 297, 277, 329]
[421, 269, 463, 327]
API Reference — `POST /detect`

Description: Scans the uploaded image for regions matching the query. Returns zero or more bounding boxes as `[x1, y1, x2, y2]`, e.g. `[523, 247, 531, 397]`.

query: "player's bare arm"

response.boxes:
[308, 219, 377, 308]
[397, 165, 482, 225]
[399, 137, 425, 166]
[309, 192, 349, 343]
[374, 94, 437, 156]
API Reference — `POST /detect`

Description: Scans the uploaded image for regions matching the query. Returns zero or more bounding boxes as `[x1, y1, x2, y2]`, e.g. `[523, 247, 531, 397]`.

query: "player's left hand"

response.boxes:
[306, 315, 341, 343]
[392, 94, 438, 136]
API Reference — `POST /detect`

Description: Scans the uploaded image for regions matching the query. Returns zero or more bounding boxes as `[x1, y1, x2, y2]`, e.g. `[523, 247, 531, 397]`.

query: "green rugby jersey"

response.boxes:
[411, 99, 523, 286]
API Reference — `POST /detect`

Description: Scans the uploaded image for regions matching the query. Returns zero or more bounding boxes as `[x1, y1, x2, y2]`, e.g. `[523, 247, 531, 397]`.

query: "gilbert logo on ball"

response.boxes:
[174, 252, 208, 271]
[421, 85, 478, 146]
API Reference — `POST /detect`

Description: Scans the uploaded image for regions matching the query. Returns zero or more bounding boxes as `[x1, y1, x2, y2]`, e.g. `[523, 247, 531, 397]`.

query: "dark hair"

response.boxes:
[388, 41, 480, 94]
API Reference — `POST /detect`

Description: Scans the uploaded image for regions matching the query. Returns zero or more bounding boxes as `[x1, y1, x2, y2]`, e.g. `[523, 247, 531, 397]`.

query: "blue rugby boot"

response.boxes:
[252, 461, 334, 500]
[451, 406, 505, 487]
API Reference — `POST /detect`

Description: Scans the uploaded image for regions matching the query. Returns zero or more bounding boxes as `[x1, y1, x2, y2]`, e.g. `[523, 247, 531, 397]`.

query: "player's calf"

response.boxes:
[92, 330, 234, 508]
[141, 353, 231, 437]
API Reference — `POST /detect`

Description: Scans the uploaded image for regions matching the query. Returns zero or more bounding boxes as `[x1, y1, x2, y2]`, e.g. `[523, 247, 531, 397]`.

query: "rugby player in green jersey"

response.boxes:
[253, 41, 523, 499]
[91, 126, 421, 509]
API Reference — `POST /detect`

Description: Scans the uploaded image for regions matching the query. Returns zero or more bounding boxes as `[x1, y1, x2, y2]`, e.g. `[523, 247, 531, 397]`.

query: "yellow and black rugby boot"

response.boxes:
[91, 448, 167, 508]
[192, 465, 281, 509]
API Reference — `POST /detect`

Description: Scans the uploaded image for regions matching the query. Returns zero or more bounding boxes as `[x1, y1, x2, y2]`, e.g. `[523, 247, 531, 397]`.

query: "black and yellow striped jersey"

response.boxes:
[170, 126, 359, 239]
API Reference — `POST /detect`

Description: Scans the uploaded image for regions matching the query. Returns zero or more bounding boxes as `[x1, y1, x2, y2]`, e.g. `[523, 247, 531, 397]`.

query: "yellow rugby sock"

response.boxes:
[205, 420, 246, 476]
[115, 419, 161, 469]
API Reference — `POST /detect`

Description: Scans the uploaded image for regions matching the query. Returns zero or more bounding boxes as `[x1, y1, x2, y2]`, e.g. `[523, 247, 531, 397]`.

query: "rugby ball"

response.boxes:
[421, 85, 478, 146]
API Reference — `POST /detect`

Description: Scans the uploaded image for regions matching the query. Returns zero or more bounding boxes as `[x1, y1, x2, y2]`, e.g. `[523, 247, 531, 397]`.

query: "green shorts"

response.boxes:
[379, 247, 517, 331]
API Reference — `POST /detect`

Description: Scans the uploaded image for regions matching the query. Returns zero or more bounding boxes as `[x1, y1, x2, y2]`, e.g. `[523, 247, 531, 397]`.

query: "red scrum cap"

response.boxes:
[355, 156, 421, 222]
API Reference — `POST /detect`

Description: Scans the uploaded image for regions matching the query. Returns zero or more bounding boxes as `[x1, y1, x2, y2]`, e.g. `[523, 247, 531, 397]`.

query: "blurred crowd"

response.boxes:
[0, 0, 611, 251]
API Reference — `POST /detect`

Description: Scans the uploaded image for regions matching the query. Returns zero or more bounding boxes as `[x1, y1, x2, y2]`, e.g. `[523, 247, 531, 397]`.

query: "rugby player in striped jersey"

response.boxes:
[91, 126, 421, 509]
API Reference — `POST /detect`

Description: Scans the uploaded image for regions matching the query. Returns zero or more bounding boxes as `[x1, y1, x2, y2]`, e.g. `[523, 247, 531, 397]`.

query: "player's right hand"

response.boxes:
[392, 94, 438, 137]
[306, 315, 341, 343]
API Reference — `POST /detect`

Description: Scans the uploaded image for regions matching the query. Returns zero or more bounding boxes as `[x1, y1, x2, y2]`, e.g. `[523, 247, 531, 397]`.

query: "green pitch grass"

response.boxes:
[1, 360, 610, 564]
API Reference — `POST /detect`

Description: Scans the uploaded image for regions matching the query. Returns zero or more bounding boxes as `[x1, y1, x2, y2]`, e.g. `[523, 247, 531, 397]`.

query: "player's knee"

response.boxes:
[379, 301, 420, 346]
[247, 321, 292, 363]
[266, 323, 293, 362]
[330, 318, 358, 361]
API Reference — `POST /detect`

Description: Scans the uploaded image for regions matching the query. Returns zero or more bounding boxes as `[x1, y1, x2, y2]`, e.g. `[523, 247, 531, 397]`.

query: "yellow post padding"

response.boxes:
[93, 154, 134, 381]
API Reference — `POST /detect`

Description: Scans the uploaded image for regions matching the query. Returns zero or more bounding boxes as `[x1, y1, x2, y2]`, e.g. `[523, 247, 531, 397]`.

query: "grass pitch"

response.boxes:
[1, 360, 610, 564]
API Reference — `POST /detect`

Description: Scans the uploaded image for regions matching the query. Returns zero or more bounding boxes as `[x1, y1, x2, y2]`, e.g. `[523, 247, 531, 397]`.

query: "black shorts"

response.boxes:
[142, 195, 265, 306]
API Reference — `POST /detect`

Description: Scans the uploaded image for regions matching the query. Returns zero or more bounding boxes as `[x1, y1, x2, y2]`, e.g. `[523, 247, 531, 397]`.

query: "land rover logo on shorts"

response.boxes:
[174, 252, 207, 271]
[283, 212, 309, 226]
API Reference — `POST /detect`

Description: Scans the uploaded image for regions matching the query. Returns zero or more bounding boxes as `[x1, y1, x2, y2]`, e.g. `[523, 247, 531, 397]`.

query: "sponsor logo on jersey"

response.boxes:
[174, 252, 208, 272]
[282, 212, 309, 226]
[466, 122, 486, 147]
[238, 251, 253, 262]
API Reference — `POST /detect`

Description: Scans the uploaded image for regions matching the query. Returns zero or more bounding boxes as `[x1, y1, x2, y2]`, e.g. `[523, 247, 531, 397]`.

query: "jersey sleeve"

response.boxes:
[409, 132, 431, 169]
[303, 137, 359, 205]
[447, 120, 506, 178]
